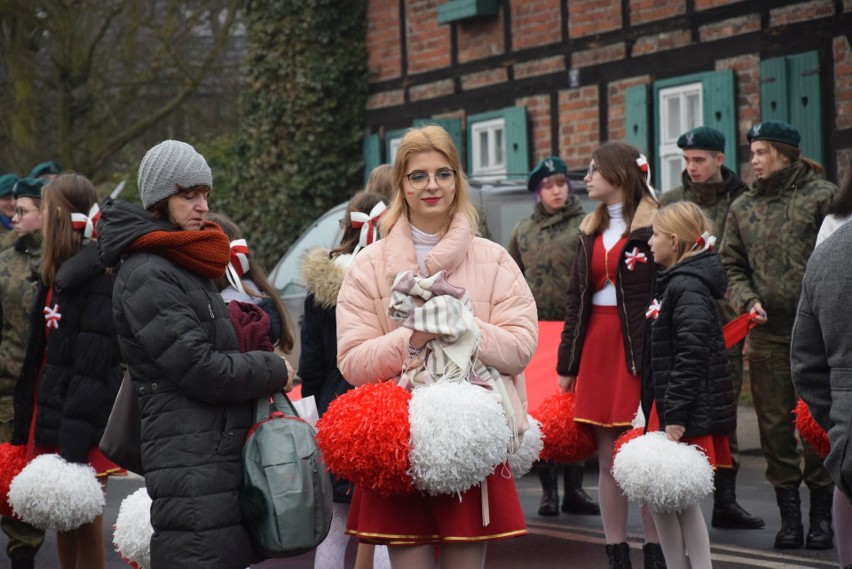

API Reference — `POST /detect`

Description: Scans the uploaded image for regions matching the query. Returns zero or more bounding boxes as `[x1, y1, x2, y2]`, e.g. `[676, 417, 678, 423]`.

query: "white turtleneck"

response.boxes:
[592, 202, 626, 306]
[410, 224, 441, 274]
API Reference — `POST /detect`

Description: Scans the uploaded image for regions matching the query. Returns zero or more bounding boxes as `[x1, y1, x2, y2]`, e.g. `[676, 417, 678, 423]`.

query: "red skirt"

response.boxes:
[574, 306, 640, 427]
[346, 464, 527, 545]
[647, 403, 733, 469]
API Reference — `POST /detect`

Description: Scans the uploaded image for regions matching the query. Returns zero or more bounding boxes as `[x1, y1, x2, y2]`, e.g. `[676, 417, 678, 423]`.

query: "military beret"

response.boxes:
[677, 126, 725, 152]
[527, 156, 568, 192]
[0, 174, 18, 198]
[28, 160, 62, 179]
[747, 120, 800, 148]
[12, 177, 48, 199]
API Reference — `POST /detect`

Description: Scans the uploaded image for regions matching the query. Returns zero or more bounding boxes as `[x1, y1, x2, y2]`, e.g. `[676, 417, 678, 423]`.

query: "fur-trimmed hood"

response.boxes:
[579, 195, 658, 235]
[301, 248, 350, 309]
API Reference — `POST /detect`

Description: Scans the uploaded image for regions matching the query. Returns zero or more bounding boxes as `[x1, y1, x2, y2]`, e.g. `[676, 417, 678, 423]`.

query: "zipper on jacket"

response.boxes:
[618, 243, 638, 375]
[208, 303, 215, 319]
[568, 238, 590, 372]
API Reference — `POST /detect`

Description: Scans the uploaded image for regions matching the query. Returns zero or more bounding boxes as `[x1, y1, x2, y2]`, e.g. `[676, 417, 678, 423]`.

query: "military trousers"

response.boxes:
[0, 418, 45, 562]
[726, 341, 744, 467]
[747, 331, 832, 490]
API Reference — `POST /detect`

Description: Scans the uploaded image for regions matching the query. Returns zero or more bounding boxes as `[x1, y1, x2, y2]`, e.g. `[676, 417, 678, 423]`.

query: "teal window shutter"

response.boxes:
[701, 70, 737, 169]
[625, 85, 649, 156]
[362, 133, 382, 185]
[437, 0, 498, 24]
[503, 106, 528, 180]
[414, 118, 463, 158]
[760, 51, 822, 163]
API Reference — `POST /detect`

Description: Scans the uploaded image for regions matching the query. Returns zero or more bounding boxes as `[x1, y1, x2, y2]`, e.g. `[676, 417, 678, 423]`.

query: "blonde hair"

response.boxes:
[653, 202, 714, 265]
[365, 164, 394, 200]
[381, 125, 479, 237]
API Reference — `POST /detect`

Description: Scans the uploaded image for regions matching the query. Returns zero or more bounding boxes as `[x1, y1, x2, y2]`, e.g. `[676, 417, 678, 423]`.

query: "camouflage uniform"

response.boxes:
[508, 197, 585, 321]
[720, 160, 835, 491]
[661, 166, 747, 462]
[0, 233, 45, 563]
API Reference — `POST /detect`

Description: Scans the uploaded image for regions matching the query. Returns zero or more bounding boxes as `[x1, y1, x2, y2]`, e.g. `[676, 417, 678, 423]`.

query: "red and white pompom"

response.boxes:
[408, 381, 510, 495]
[315, 381, 414, 496]
[613, 427, 644, 459]
[612, 432, 714, 513]
[0, 443, 27, 518]
[113, 487, 153, 569]
[794, 399, 830, 459]
[507, 415, 543, 478]
[532, 392, 597, 463]
[8, 454, 105, 531]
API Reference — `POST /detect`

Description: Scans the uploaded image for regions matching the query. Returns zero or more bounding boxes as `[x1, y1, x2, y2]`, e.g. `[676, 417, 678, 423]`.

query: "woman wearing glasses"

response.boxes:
[336, 125, 537, 569]
[556, 142, 665, 569]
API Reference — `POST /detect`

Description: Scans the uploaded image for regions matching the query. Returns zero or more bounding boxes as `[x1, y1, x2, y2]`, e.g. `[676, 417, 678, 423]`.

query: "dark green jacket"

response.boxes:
[720, 160, 836, 336]
[508, 198, 585, 321]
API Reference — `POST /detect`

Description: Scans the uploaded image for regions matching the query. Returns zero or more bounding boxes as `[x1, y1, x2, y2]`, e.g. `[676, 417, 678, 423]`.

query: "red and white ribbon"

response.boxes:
[70, 203, 101, 240]
[624, 247, 648, 271]
[693, 231, 716, 253]
[44, 304, 62, 329]
[351, 202, 387, 256]
[226, 239, 250, 295]
[645, 299, 661, 320]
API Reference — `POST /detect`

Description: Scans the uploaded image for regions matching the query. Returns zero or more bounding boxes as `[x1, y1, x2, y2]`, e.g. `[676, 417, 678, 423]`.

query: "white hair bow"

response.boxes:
[70, 203, 101, 240]
[226, 239, 250, 295]
[350, 202, 387, 256]
[693, 231, 717, 253]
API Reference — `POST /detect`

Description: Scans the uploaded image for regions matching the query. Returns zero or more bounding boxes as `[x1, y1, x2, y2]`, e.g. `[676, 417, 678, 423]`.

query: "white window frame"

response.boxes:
[388, 137, 403, 166]
[470, 117, 506, 179]
[658, 83, 703, 192]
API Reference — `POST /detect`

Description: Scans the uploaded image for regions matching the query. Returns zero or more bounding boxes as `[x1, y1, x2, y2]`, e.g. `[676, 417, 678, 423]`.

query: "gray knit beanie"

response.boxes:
[138, 140, 212, 208]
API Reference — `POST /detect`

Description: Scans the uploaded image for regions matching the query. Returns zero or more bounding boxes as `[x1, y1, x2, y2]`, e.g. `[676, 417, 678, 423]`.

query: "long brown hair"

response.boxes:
[381, 125, 479, 237]
[40, 174, 99, 285]
[330, 191, 388, 258]
[207, 212, 295, 353]
[760, 140, 825, 175]
[591, 141, 654, 233]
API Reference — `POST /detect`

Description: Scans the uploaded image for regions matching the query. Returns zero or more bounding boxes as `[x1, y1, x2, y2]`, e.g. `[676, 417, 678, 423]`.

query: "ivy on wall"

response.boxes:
[235, 0, 368, 269]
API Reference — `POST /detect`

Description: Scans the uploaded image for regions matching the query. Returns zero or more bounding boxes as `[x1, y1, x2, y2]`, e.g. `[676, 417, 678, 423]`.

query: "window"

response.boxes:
[385, 128, 407, 167]
[437, 0, 498, 24]
[467, 107, 528, 180]
[658, 83, 703, 191]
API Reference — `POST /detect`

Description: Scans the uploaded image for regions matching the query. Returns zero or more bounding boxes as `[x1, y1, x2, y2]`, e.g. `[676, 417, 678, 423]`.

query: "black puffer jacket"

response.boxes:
[645, 251, 736, 437]
[12, 244, 123, 462]
[98, 199, 289, 569]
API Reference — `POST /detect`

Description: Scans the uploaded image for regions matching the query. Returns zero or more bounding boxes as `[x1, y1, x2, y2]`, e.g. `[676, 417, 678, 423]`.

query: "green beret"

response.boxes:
[528, 156, 568, 192]
[0, 174, 18, 198]
[28, 160, 62, 179]
[12, 177, 47, 199]
[747, 120, 800, 148]
[677, 126, 725, 152]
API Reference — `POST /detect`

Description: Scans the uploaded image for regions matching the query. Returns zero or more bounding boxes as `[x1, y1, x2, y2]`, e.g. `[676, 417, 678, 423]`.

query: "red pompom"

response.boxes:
[613, 427, 644, 458]
[316, 382, 415, 496]
[794, 400, 830, 459]
[532, 392, 597, 462]
[0, 443, 27, 518]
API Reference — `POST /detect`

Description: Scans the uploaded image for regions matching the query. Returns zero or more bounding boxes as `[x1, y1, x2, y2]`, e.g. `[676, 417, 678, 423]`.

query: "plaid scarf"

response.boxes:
[128, 222, 230, 280]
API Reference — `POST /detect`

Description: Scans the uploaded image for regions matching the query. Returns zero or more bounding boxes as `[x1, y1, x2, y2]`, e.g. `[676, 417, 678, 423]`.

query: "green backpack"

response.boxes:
[241, 392, 333, 558]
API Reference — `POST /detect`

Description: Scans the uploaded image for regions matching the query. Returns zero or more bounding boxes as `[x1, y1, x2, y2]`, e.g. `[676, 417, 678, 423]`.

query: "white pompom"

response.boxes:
[113, 487, 153, 569]
[507, 415, 543, 478]
[408, 382, 510, 495]
[612, 431, 714, 513]
[8, 454, 105, 531]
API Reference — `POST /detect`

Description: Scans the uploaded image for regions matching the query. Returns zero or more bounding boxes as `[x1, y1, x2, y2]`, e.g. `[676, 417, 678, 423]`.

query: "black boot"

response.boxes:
[537, 464, 559, 516]
[806, 486, 834, 550]
[10, 558, 35, 569]
[711, 468, 765, 529]
[561, 464, 601, 515]
[642, 543, 666, 569]
[774, 487, 804, 549]
[605, 542, 633, 569]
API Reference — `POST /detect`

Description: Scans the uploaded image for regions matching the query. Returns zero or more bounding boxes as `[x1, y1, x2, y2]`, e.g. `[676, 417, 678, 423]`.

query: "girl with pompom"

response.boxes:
[336, 125, 537, 569]
[11, 174, 124, 569]
[556, 142, 664, 569]
[645, 201, 738, 569]
[298, 191, 391, 569]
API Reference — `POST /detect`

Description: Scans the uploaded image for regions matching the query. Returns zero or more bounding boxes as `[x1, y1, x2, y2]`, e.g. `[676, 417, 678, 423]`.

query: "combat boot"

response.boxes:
[605, 542, 632, 569]
[537, 464, 559, 516]
[561, 464, 600, 515]
[711, 467, 765, 529]
[805, 486, 834, 550]
[642, 542, 666, 569]
[774, 487, 804, 549]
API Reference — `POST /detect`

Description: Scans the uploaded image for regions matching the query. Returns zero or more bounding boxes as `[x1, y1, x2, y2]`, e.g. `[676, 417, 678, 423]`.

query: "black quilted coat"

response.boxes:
[98, 199, 289, 569]
[645, 251, 736, 437]
[12, 244, 123, 462]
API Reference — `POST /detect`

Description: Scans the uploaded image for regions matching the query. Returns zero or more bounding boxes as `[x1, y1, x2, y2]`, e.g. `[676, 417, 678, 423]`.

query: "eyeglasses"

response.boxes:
[406, 169, 456, 190]
[586, 164, 600, 178]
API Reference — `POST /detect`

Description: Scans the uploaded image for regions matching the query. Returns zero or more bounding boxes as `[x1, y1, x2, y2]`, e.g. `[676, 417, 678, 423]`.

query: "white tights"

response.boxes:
[314, 503, 390, 569]
[649, 504, 712, 569]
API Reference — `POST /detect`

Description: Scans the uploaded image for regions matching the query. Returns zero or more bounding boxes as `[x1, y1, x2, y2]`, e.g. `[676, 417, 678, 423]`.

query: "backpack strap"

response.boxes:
[255, 391, 301, 423]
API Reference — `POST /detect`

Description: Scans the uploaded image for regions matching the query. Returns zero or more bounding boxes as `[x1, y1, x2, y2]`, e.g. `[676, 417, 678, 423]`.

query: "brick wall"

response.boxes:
[629, 0, 686, 25]
[518, 94, 553, 162]
[367, 0, 402, 81]
[511, 0, 562, 50]
[568, 0, 620, 37]
[406, 0, 451, 74]
[558, 86, 599, 169]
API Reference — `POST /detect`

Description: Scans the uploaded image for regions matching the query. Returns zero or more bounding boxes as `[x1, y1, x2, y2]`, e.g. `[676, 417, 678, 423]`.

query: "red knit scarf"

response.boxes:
[127, 222, 230, 280]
